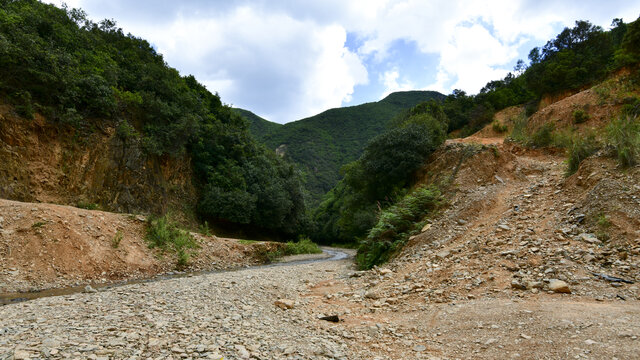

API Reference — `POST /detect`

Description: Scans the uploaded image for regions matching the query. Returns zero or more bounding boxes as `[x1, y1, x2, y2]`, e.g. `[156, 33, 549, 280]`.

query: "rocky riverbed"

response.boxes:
[0, 254, 356, 360]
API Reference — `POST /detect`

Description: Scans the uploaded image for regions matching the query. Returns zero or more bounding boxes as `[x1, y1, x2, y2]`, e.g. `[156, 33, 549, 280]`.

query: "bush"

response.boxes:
[76, 201, 99, 210]
[492, 119, 508, 133]
[508, 117, 529, 144]
[607, 115, 640, 167]
[565, 132, 599, 176]
[283, 238, 322, 255]
[572, 109, 590, 124]
[146, 215, 198, 267]
[111, 230, 123, 248]
[530, 122, 555, 147]
[356, 185, 442, 269]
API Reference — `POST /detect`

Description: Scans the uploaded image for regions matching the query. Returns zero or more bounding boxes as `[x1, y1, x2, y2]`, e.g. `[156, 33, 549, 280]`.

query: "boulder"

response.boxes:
[548, 279, 571, 293]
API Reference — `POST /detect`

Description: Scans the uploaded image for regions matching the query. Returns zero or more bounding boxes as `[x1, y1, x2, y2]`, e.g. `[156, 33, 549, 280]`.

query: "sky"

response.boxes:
[49, 1, 640, 124]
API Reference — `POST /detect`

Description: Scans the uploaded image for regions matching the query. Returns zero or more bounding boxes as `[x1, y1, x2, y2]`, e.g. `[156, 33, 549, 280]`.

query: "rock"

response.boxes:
[526, 281, 543, 290]
[435, 250, 451, 259]
[379, 268, 393, 275]
[235, 345, 251, 359]
[520, 334, 532, 340]
[319, 315, 340, 322]
[511, 280, 526, 290]
[84, 285, 97, 293]
[485, 338, 498, 345]
[578, 233, 601, 244]
[498, 224, 511, 231]
[456, 219, 467, 225]
[549, 279, 571, 293]
[422, 224, 432, 232]
[365, 290, 380, 300]
[274, 299, 295, 309]
[495, 175, 505, 184]
[413, 344, 426, 352]
[13, 350, 31, 360]
[585, 339, 597, 345]
[135, 215, 146, 222]
[171, 346, 185, 354]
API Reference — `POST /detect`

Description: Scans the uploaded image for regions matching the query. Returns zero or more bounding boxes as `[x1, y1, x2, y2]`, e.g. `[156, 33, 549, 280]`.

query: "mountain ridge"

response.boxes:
[236, 90, 445, 202]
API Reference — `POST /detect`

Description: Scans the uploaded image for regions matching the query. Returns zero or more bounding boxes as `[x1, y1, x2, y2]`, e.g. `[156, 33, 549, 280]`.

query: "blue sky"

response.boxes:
[50, 1, 640, 123]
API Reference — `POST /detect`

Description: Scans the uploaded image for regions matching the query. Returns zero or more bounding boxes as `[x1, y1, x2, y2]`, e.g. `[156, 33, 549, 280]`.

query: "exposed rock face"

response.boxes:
[0, 104, 196, 215]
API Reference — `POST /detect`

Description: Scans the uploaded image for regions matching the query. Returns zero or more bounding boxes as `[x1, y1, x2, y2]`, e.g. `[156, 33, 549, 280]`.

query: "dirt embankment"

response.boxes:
[0, 102, 196, 217]
[0, 198, 279, 293]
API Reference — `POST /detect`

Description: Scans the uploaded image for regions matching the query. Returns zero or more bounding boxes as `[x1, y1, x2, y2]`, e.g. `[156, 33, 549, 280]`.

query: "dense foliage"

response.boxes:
[439, 18, 639, 137]
[243, 91, 445, 204]
[0, 0, 307, 237]
[356, 185, 442, 269]
[312, 100, 448, 244]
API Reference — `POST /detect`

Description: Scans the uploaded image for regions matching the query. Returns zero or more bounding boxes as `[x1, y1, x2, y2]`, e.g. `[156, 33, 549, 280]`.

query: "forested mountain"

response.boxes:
[238, 91, 445, 203]
[232, 108, 282, 140]
[0, 0, 307, 237]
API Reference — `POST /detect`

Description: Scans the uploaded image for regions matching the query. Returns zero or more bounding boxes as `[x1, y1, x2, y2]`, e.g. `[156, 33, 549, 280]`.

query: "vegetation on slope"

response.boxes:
[0, 0, 307, 237]
[248, 91, 445, 203]
[233, 108, 282, 139]
[312, 100, 448, 245]
[318, 16, 640, 267]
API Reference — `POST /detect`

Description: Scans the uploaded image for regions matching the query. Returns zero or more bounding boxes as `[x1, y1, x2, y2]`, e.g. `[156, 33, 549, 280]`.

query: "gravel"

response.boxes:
[0, 258, 355, 360]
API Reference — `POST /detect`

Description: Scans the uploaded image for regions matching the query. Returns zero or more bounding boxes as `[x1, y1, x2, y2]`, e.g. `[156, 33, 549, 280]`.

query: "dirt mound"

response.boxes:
[529, 71, 638, 134]
[345, 138, 639, 312]
[0, 199, 275, 293]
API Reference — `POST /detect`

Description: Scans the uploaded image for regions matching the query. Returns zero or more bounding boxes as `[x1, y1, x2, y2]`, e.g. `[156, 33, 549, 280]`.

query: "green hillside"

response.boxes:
[232, 108, 281, 138]
[0, 0, 308, 238]
[241, 91, 444, 202]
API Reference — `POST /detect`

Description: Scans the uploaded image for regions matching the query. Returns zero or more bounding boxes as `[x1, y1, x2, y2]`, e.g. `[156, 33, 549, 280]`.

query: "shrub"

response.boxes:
[283, 238, 322, 255]
[606, 115, 640, 167]
[356, 185, 442, 269]
[111, 230, 123, 248]
[565, 132, 599, 176]
[595, 212, 612, 241]
[530, 123, 555, 147]
[198, 221, 212, 236]
[508, 117, 529, 144]
[572, 109, 590, 124]
[492, 119, 508, 133]
[77, 201, 99, 210]
[146, 215, 198, 267]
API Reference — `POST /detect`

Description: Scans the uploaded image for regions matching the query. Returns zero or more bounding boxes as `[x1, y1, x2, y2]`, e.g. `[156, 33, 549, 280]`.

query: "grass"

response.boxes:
[492, 119, 508, 133]
[31, 221, 47, 228]
[572, 109, 590, 124]
[283, 238, 322, 255]
[76, 201, 99, 210]
[198, 221, 212, 236]
[238, 239, 260, 245]
[253, 238, 323, 263]
[111, 230, 123, 248]
[565, 131, 600, 176]
[356, 185, 442, 270]
[606, 115, 640, 168]
[146, 215, 199, 268]
[596, 213, 612, 242]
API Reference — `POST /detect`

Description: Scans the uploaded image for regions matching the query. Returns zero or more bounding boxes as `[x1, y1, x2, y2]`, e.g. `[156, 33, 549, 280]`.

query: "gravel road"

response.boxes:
[0, 253, 356, 360]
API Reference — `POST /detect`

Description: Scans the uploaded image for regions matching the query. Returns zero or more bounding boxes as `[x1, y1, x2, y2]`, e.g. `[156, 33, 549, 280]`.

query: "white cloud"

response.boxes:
[48, 0, 640, 122]
[380, 67, 415, 98]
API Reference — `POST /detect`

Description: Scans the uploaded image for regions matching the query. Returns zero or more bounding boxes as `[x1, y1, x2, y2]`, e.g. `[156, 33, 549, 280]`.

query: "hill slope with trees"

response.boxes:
[238, 91, 445, 203]
[0, 0, 307, 238]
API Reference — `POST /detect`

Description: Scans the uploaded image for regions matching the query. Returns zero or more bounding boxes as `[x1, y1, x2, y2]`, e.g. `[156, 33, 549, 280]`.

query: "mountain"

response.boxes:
[232, 108, 282, 138]
[238, 91, 445, 202]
